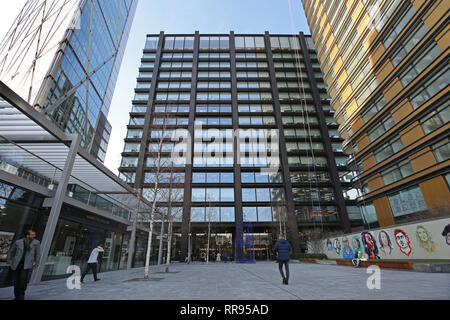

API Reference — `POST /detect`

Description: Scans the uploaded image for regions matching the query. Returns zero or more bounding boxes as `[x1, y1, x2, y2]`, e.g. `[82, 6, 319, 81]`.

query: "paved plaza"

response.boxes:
[0, 261, 449, 300]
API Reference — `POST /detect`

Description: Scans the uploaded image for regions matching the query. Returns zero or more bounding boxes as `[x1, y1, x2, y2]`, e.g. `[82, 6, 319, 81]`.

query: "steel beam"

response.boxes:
[30, 134, 80, 285]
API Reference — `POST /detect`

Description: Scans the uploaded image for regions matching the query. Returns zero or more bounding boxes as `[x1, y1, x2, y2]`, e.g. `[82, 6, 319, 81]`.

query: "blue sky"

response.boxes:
[105, 0, 310, 173]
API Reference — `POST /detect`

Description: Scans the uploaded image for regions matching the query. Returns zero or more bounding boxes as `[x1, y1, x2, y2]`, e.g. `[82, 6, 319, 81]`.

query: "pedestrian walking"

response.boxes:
[80, 244, 104, 283]
[7, 230, 41, 300]
[216, 252, 221, 262]
[274, 234, 292, 285]
[223, 251, 228, 263]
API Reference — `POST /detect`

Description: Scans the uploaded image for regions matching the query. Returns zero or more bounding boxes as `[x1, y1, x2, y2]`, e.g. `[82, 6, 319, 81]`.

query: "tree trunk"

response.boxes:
[157, 212, 165, 265]
[165, 219, 173, 273]
[144, 202, 156, 279]
[144, 129, 165, 279]
[206, 222, 210, 264]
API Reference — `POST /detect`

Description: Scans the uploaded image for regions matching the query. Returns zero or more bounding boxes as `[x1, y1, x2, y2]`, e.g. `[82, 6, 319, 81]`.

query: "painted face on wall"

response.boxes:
[378, 230, 393, 255]
[333, 239, 341, 254]
[365, 234, 374, 250]
[352, 237, 361, 253]
[380, 232, 389, 247]
[361, 232, 379, 259]
[396, 232, 408, 248]
[326, 239, 333, 251]
[417, 227, 429, 242]
[342, 237, 350, 250]
[394, 229, 412, 256]
[442, 225, 450, 246]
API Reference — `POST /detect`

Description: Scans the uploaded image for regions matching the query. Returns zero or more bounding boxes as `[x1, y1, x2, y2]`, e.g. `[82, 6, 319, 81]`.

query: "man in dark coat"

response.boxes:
[7, 230, 41, 300]
[274, 234, 292, 285]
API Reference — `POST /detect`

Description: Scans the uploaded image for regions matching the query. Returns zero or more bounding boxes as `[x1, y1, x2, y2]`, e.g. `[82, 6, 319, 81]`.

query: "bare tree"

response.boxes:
[141, 114, 183, 279]
[164, 180, 184, 272]
[272, 204, 287, 237]
[304, 229, 327, 254]
[205, 205, 216, 264]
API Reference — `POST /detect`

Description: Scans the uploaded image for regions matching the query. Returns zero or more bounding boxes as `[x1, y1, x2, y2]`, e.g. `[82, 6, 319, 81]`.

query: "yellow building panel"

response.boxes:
[356, 133, 371, 152]
[330, 45, 338, 61]
[319, 16, 325, 32]
[351, 1, 363, 22]
[326, 32, 335, 50]
[341, 83, 353, 102]
[350, 115, 365, 134]
[399, 122, 425, 147]
[411, 0, 426, 11]
[364, 28, 378, 49]
[382, 77, 403, 102]
[319, 5, 325, 28]
[334, 57, 343, 74]
[435, 24, 450, 52]
[375, 59, 394, 84]
[331, 99, 340, 111]
[368, 175, 384, 192]
[357, 13, 369, 36]
[336, 68, 347, 87]
[369, 42, 386, 66]
[335, 112, 345, 125]
[391, 99, 414, 124]
[328, 84, 337, 98]
[323, 24, 331, 41]
[420, 176, 450, 210]
[373, 197, 395, 227]
[410, 147, 437, 173]
[422, 0, 449, 30]
[345, 97, 358, 118]
[361, 153, 377, 172]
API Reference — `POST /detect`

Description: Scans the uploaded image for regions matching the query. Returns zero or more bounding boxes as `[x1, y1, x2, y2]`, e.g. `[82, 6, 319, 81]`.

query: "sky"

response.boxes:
[0, 0, 310, 174]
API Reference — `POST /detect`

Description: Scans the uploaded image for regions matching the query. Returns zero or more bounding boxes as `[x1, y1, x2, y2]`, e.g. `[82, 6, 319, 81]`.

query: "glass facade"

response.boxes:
[0, 180, 142, 288]
[40, 0, 137, 162]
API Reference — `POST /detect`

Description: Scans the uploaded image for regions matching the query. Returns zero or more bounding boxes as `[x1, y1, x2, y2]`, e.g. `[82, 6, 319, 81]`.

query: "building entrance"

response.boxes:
[188, 227, 277, 262]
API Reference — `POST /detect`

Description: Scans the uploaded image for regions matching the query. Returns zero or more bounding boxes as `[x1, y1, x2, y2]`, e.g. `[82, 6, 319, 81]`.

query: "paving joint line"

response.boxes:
[237, 264, 304, 300]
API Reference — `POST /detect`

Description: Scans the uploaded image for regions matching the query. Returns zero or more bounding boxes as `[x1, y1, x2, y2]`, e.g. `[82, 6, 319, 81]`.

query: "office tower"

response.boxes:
[0, 0, 138, 162]
[119, 32, 362, 260]
[302, 1, 449, 227]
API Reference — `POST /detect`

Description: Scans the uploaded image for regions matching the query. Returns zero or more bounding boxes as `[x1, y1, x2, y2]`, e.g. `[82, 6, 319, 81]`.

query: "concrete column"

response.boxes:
[127, 214, 137, 270]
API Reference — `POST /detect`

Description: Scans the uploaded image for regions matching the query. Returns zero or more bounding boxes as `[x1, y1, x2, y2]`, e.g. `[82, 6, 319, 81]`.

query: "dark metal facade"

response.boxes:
[119, 32, 359, 260]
